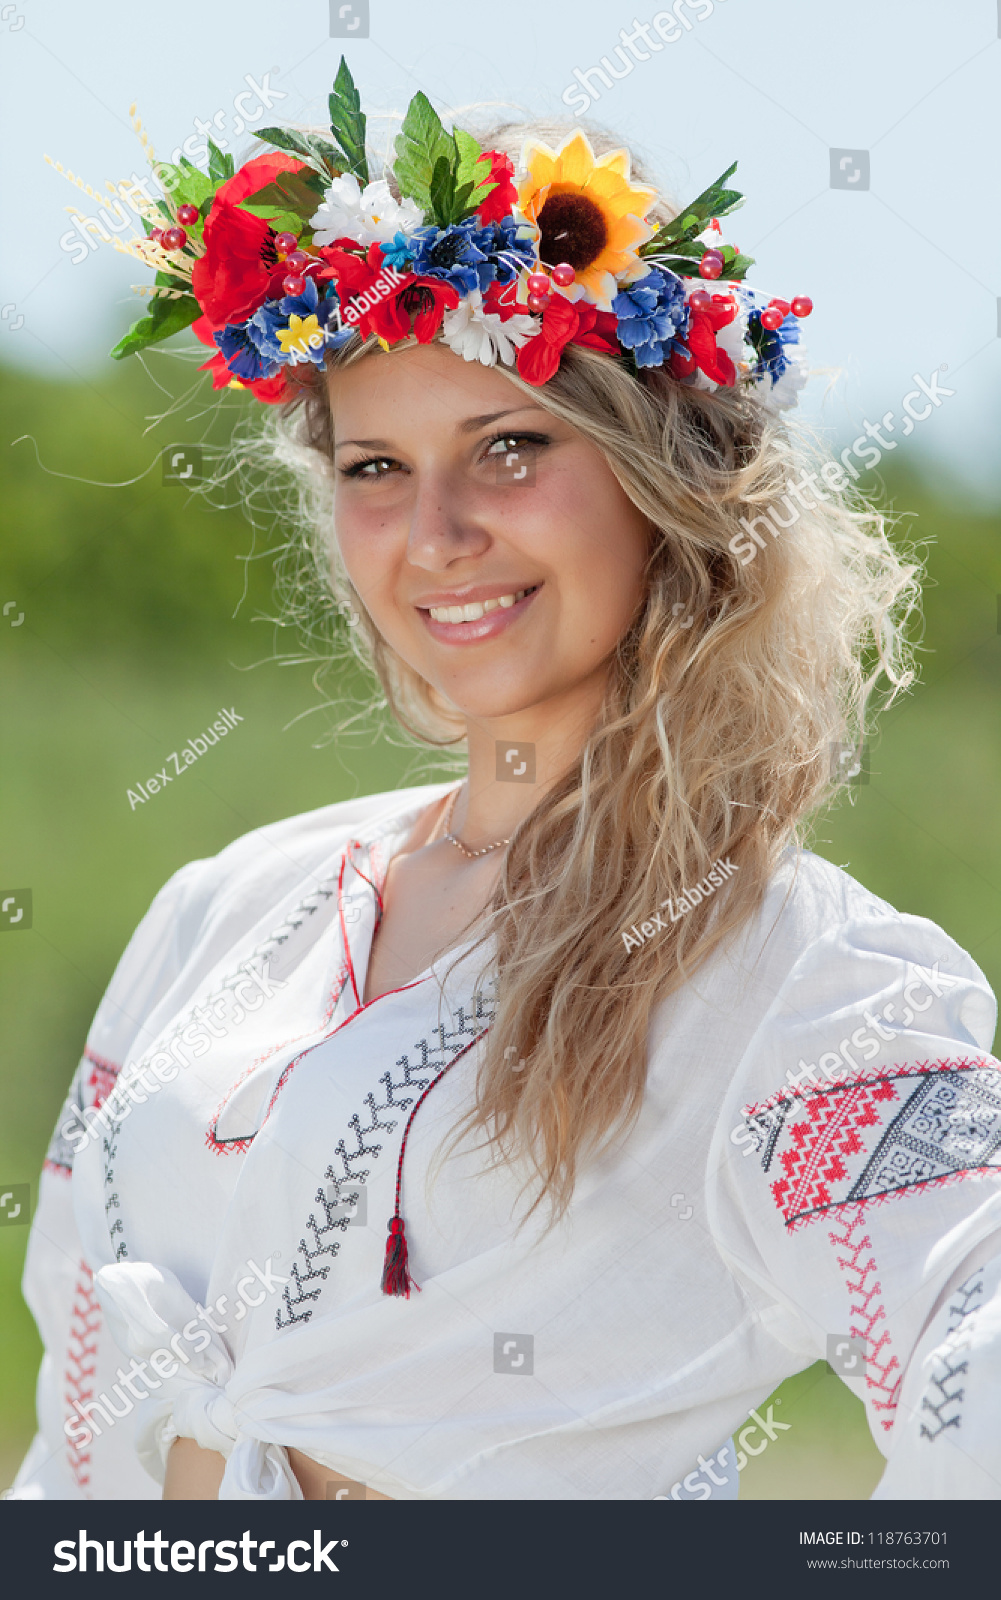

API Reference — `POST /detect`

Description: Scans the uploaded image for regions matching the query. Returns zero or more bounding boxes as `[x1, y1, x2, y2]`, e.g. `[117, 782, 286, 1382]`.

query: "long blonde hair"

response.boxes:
[257, 118, 921, 1224]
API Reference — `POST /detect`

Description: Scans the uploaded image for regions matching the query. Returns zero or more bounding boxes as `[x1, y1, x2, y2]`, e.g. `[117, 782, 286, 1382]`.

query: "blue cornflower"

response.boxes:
[474, 217, 537, 286]
[249, 277, 351, 369]
[213, 321, 281, 382]
[611, 268, 689, 369]
[380, 231, 415, 272]
[748, 308, 801, 386]
[408, 222, 492, 294]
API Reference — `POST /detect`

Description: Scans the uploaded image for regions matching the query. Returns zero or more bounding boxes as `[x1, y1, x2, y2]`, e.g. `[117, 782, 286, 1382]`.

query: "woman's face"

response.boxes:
[326, 341, 651, 723]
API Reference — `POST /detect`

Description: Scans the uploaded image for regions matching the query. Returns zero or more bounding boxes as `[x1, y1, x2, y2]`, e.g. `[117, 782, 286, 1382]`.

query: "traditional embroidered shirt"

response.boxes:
[11, 783, 1001, 1500]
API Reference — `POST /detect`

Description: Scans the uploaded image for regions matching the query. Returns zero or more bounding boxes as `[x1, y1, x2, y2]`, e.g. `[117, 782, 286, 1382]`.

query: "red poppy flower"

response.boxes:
[191, 199, 278, 330]
[682, 294, 739, 387]
[515, 293, 620, 386]
[213, 152, 307, 209]
[318, 245, 458, 345]
[398, 277, 461, 342]
[475, 150, 518, 225]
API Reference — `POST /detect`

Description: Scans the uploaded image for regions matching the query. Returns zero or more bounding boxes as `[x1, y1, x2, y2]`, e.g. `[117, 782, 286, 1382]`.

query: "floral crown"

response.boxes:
[54, 58, 812, 409]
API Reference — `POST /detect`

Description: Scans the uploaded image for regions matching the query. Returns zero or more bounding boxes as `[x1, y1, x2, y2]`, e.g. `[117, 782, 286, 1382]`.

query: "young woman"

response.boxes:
[13, 80, 1001, 1501]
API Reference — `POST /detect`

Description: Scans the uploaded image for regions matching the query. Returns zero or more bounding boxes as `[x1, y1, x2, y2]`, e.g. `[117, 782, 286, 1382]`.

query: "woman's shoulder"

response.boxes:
[164, 779, 452, 936]
[741, 843, 989, 995]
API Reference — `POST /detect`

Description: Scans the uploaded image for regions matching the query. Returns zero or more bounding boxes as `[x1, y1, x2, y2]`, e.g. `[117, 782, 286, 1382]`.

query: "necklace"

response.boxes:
[440, 785, 511, 859]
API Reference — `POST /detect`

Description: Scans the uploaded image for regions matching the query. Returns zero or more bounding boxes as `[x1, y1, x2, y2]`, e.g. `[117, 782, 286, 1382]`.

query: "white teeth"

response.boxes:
[427, 588, 534, 623]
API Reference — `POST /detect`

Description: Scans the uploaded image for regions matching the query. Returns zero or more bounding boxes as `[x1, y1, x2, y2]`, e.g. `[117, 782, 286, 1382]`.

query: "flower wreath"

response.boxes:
[53, 58, 813, 410]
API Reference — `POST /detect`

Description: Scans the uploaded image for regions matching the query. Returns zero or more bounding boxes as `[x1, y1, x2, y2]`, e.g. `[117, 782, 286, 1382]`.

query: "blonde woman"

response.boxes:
[14, 85, 1001, 1502]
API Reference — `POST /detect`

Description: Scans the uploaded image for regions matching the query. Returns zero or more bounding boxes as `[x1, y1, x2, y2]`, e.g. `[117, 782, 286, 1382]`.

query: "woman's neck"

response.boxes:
[453, 669, 608, 850]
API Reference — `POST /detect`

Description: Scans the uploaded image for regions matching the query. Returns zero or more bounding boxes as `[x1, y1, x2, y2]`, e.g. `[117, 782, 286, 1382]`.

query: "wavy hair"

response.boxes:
[248, 117, 921, 1225]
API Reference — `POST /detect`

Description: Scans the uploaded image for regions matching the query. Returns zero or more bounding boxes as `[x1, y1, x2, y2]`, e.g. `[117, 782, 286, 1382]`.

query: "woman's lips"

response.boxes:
[417, 585, 541, 644]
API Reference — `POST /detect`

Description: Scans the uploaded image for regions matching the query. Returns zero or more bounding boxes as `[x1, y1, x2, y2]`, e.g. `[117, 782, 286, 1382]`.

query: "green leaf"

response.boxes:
[453, 126, 496, 219]
[207, 138, 235, 183]
[241, 167, 328, 221]
[429, 153, 458, 229]
[170, 166, 216, 212]
[719, 252, 755, 281]
[254, 126, 339, 180]
[328, 55, 368, 185]
[393, 90, 455, 215]
[644, 162, 745, 253]
[109, 292, 200, 361]
[238, 204, 304, 236]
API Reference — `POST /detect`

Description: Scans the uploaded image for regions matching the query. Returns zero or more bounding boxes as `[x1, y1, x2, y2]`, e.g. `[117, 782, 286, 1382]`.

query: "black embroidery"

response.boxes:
[919, 1269, 985, 1441]
[276, 991, 496, 1329]
[849, 1070, 1001, 1203]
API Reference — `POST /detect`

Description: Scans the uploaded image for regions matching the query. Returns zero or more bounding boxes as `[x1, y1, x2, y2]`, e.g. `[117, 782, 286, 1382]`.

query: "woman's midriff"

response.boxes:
[163, 1437, 393, 1499]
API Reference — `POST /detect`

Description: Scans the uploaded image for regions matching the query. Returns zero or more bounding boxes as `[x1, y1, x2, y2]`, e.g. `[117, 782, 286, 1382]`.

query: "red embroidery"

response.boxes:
[826, 1205, 902, 1430]
[770, 1078, 899, 1225]
[205, 1064, 261, 1156]
[85, 1050, 119, 1110]
[744, 1055, 987, 1124]
[64, 1260, 101, 1494]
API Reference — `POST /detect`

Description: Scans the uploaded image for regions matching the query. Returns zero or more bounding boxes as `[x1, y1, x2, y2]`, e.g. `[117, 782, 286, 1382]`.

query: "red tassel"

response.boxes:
[381, 1215, 420, 1298]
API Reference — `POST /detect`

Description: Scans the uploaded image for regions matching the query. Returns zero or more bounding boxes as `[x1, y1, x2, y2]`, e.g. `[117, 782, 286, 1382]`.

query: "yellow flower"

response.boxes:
[517, 130, 657, 311]
[277, 313, 325, 358]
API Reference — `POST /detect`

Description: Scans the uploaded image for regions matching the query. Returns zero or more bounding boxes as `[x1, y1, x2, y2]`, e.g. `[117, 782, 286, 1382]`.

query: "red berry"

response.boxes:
[699, 249, 724, 280]
[791, 295, 813, 318]
[162, 226, 187, 251]
[688, 289, 712, 312]
[760, 307, 783, 331]
[768, 298, 790, 317]
[149, 226, 164, 245]
[671, 346, 697, 377]
[552, 261, 574, 287]
[526, 292, 549, 313]
[284, 249, 310, 272]
[527, 272, 550, 297]
[176, 204, 199, 226]
[275, 231, 298, 254]
[282, 273, 306, 296]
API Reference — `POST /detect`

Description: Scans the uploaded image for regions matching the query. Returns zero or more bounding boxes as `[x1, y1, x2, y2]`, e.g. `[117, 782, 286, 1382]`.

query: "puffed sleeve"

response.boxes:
[9, 857, 209, 1500]
[707, 908, 1001, 1499]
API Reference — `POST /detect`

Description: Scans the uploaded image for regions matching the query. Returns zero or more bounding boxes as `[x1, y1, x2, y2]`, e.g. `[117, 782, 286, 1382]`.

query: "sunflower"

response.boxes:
[517, 131, 657, 311]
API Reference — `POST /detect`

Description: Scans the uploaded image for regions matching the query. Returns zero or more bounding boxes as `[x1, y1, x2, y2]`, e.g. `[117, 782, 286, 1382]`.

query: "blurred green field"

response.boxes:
[1, 358, 998, 1497]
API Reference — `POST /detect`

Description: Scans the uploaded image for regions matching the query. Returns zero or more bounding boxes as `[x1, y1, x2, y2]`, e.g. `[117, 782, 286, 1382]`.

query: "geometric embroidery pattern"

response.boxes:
[918, 1268, 984, 1442]
[64, 1259, 101, 1495]
[275, 990, 496, 1330]
[45, 1050, 121, 1177]
[826, 1205, 902, 1431]
[742, 1058, 1001, 1228]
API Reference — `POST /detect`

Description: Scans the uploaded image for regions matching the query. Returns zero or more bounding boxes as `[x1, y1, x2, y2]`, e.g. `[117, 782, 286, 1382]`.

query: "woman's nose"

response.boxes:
[404, 475, 493, 570]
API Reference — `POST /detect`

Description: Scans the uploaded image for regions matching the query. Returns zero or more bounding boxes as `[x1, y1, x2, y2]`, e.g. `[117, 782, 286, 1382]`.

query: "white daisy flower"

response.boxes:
[441, 290, 539, 367]
[310, 175, 422, 248]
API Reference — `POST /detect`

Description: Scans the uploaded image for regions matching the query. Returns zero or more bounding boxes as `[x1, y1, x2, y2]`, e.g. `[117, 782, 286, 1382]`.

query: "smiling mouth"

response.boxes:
[423, 586, 539, 624]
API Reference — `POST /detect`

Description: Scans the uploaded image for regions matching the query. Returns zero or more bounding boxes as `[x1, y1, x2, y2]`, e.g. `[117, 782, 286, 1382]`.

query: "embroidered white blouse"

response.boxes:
[11, 782, 1001, 1501]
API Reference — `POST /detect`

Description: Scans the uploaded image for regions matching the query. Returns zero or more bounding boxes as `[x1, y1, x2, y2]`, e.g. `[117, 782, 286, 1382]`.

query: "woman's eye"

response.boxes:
[484, 433, 548, 461]
[342, 457, 398, 479]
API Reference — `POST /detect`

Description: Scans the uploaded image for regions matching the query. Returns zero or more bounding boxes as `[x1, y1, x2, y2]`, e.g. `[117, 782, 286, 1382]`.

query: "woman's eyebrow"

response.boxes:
[334, 407, 549, 452]
[456, 407, 549, 434]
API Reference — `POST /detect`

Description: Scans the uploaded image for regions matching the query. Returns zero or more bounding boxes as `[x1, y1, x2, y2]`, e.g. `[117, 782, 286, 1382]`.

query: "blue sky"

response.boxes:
[2, 0, 999, 494]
